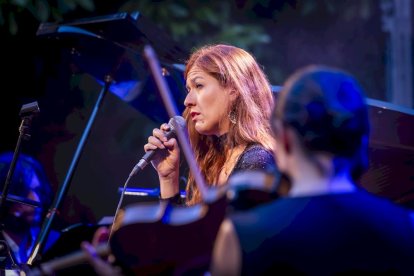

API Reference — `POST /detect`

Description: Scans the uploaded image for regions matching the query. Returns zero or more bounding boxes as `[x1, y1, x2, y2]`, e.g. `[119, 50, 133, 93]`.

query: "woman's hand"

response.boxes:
[143, 123, 181, 198]
[144, 123, 180, 177]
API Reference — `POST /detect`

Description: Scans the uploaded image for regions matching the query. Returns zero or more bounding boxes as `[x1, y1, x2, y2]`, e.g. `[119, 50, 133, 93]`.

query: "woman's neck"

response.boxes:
[217, 133, 229, 148]
[285, 153, 356, 197]
[216, 143, 247, 185]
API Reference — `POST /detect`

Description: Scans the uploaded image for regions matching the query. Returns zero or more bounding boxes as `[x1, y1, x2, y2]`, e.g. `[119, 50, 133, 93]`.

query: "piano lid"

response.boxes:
[35, 11, 188, 123]
[36, 11, 188, 65]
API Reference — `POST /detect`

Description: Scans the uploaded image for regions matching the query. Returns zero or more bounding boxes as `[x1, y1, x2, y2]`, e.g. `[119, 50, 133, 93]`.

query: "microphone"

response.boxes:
[131, 116, 186, 175]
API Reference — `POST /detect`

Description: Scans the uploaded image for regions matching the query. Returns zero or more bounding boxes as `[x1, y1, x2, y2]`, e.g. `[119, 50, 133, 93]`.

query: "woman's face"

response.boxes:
[185, 66, 233, 136]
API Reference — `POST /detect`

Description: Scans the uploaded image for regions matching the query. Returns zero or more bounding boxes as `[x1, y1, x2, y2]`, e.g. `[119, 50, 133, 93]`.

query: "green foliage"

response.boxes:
[1, 0, 95, 35]
[1, 0, 379, 88]
[1, 0, 375, 46]
[300, 0, 375, 20]
[118, 0, 271, 51]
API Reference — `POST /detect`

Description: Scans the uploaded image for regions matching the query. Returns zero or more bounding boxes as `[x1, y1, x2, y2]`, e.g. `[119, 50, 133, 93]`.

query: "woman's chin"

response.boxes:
[195, 124, 213, 136]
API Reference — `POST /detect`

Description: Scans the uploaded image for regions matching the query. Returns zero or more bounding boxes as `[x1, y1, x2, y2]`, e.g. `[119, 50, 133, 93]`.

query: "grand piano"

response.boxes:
[361, 98, 414, 207]
[34, 9, 414, 209]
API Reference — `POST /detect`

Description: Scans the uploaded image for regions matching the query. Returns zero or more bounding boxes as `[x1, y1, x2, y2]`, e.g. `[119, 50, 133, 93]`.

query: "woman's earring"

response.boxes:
[228, 109, 237, 124]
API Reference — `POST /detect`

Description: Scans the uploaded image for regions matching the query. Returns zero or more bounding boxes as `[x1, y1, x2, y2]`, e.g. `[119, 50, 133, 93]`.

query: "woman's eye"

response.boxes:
[196, 84, 203, 89]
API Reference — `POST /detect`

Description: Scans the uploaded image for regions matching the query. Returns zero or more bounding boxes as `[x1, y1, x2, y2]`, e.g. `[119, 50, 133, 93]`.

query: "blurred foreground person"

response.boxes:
[212, 65, 414, 275]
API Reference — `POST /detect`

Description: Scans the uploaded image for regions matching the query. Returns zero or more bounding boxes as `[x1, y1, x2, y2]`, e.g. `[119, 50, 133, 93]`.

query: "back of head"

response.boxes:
[273, 65, 370, 178]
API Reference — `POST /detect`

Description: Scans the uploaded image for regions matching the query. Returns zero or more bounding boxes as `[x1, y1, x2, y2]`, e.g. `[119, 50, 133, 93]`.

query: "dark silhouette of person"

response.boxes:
[0, 151, 58, 268]
[212, 65, 414, 275]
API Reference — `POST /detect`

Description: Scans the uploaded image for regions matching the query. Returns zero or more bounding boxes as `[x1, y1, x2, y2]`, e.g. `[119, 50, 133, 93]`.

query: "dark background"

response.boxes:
[1, 0, 413, 229]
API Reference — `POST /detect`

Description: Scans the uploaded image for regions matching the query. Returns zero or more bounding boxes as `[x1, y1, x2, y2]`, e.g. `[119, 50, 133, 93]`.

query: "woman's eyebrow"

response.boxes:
[186, 76, 204, 89]
[189, 76, 203, 83]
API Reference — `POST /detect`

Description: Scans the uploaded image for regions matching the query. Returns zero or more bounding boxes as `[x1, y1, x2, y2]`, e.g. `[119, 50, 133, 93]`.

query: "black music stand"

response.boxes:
[0, 101, 41, 270]
[0, 102, 40, 213]
[28, 11, 188, 265]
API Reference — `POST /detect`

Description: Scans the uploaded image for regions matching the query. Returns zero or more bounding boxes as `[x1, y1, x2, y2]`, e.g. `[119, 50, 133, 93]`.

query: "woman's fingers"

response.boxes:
[143, 142, 157, 152]
[153, 127, 169, 141]
[147, 136, 165, 149]
[143, 124, 175, 152]
[163, 138, 176, 149]
[160, 123, 170, 132]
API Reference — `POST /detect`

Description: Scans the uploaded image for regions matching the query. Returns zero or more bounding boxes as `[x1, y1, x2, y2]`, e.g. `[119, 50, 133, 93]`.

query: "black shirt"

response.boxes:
[231, 189, 414, 275]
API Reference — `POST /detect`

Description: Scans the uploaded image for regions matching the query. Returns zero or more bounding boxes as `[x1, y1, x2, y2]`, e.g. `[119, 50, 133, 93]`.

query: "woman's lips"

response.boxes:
[191, 112, 200, 120]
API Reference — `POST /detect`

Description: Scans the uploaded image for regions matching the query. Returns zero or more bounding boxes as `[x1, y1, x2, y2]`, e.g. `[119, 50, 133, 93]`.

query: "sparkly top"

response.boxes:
[230, 143, 277, 176]
[161, 143, 278, 205]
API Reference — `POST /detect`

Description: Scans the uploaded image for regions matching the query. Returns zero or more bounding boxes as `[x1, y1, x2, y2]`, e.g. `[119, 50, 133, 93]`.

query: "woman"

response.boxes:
[212, 65, 414, 275]
[144, 44, 277, 205]
[80, 44, 278, 275]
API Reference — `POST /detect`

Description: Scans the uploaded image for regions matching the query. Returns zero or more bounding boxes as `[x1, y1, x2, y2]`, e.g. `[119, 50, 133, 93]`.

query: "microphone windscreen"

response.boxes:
[170, 115, 186, 133]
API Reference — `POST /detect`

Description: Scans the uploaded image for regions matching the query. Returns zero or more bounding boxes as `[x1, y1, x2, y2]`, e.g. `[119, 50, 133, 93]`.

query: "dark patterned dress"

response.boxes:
[163, 143, 278, 205]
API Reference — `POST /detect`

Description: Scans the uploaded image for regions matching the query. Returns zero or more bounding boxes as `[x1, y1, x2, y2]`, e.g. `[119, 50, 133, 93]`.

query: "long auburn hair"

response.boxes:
[183, 44, 275, 205]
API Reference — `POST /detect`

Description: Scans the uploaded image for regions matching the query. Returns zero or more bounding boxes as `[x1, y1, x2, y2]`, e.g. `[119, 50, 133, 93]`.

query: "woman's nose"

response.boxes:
[184, 91, 195, 107]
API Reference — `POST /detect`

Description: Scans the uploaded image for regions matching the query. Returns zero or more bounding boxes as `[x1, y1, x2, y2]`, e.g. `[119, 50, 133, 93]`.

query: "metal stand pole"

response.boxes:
[0, 101, 39, 270]
[27, 76, 112, 265]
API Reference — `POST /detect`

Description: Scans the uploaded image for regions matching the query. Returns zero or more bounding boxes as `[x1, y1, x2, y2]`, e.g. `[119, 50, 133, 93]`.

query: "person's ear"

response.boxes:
[228, 88, 238, 102]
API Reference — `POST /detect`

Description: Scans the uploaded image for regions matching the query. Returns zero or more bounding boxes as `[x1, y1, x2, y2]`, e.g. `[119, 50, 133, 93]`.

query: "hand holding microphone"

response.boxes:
[135, 116, 186, 177]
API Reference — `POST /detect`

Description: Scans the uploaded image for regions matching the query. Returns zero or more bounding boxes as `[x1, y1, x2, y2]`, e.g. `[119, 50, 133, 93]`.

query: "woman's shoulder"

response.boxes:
[233, 144, 276, 173]
[242, 143, 273, 159]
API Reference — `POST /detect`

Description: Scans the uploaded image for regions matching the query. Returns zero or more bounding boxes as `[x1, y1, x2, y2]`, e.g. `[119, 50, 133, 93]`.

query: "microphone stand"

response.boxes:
[27, 76, 113, 266]
[107, 165, 136, 242]
[0, 101, 40, 270]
